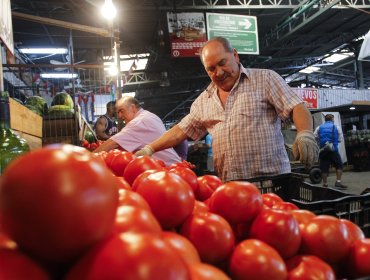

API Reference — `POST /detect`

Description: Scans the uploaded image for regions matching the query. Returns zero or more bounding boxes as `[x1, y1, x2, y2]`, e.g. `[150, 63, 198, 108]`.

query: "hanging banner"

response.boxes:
[206, 13, 259, 55]
[293, 88, 318, 109]
[167, 12, 207, 58]
[0, 0, 14, 54]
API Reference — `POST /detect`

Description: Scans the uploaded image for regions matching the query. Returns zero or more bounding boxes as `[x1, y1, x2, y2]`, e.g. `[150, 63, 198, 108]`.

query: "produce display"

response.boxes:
[0, 144, 370, 279]
[24, 95, 48, 116]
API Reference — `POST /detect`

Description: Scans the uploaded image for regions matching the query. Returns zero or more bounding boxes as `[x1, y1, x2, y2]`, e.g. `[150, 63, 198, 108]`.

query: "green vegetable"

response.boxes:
[48, 105, 74, 119]
[0, 91, 30, 174]
[24, 96, 48, 116]
[51, 92, 74, 109]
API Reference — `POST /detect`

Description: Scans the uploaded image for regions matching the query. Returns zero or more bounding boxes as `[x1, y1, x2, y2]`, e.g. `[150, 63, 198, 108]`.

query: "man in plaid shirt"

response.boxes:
[136, 37, 318, 181]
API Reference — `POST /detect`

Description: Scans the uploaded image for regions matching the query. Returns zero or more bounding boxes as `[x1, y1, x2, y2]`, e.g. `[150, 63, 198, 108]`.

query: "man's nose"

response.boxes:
[215, 67, 224, 77]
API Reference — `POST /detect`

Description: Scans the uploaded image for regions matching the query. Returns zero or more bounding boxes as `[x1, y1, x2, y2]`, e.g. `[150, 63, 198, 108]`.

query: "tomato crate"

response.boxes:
[247, 173, 370, 237]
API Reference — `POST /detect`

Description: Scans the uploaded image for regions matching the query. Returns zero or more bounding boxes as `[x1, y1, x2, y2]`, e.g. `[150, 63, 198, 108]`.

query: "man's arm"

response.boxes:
[93, 138, 120, 153]
[95, 117, 110, 140]
[135, 125, 188, 156]
[292, 103, 313, 132]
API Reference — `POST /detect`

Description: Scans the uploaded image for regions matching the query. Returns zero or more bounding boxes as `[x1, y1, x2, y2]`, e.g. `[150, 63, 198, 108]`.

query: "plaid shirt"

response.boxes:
[178, 66, 303, 181]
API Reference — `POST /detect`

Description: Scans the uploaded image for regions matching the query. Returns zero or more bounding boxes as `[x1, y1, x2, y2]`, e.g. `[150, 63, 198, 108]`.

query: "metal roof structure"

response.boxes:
[7, 0, 370, 123]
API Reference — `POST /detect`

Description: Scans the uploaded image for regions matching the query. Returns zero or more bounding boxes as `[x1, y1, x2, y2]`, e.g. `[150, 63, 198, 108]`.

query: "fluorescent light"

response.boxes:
[349, 107, 356, 110]
[19, 48, 68, 54]
[41, 73, 78, 79]
[299, 66, 320, 74]
[324, 53, 354, 63]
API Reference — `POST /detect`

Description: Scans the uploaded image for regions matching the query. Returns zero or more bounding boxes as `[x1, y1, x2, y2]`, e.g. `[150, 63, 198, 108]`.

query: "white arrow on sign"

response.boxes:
[239, 19, 252, 30]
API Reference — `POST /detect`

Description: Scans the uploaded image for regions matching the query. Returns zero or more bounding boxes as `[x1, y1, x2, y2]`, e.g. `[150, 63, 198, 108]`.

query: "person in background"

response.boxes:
[94, 96, 181, 166]
[314, 114, 347, 189]
[173, 139, 188, 161]
[135, 37, 318, 182]
[94, 101, 118, 140]
[205, 133, 214, 172]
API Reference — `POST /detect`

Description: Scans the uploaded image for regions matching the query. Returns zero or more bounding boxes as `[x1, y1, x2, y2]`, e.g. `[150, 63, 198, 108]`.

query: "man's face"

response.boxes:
[201, 41, 240, 92]
[116, 102, 136, 124]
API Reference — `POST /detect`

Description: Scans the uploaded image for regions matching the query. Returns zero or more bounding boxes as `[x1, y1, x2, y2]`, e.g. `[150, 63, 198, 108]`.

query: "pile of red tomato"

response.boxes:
[0, 144, 369, 279]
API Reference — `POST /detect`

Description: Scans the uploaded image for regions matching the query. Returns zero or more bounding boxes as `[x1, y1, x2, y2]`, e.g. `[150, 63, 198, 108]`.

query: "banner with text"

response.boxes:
[206, 13, 259, 55]
[167, 12, 207, 58]
[293, 88, 318, 109]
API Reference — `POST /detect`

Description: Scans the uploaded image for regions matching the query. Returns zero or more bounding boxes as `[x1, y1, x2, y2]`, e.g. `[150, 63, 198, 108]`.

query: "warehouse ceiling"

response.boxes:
[7, 0, 370, 124]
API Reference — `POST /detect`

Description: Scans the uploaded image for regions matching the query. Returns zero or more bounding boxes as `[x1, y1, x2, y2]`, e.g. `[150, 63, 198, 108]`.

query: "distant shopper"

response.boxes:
[94, 101, 118, 140]
[205, 133, 214, 172]
[94, 96, 181, 166]
[314, 114, 347, 189]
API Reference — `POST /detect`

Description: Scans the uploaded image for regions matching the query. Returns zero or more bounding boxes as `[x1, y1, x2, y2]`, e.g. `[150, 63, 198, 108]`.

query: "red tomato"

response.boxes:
[0, 248, 50, 280]
[155, 159, 166, 167]
[0, 144, 119, 263]
[229, 239, 287, 280]
[209, 181, 263, 225]
[89, 142, 98, 150]
[286, 255, 335, 280]
[250, 208, 301, 259]
[340, 219, 365, 245]
[161, 231, 200, 265]
[118, 189, 150, 210]
[192, 200, 209, 215]
[180, 212, 235, 264]
[300, 215, 351, 264]
[65, 233, 191, 280]
[169, 166, 198, 192]
[272, 201, 299, 211]
[104, 149, 122, 168]
[188, 262, 230, 280]
[115, 176, 131, 190]
[113, 206, 162, 235]
[291, 210, 316, 231]
[194, 175, 222, 201]
[109, 151, 135, 176]
[123, 155, 163, 185]
[131, 169, 159, 192]
[136, 171, 195, 229]
[262, 193, 284, 208]
[347, 238, 370, 278]
[82, 139, 90, 148]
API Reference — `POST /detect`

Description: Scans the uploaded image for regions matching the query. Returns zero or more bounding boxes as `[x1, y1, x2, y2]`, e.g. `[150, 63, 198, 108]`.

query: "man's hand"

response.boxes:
[292, 130, 319, 168]
[135, 145, 154, 157]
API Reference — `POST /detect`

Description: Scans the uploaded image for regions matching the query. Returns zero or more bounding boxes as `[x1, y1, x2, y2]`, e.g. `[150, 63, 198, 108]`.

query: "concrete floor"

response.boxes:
[305, 169, 370, 195]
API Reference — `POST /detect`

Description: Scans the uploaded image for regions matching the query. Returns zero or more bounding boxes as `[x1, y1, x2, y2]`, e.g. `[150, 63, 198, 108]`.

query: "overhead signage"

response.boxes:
[293, 88, 318, 109]
[167, 12, 207, 58]
[206, 13, 259, 55]
[0, 0, 14, 54]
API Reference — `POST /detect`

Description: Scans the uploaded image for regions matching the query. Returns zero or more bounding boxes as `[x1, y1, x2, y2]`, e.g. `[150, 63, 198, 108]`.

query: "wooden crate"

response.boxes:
[42, 115, 80, 146]
[9, 98, 43, 150]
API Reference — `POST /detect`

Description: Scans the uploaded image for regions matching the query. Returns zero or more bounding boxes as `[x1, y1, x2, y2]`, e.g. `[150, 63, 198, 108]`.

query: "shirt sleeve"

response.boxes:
[313, 126, 319, 140]
[266, 70, 304, 121]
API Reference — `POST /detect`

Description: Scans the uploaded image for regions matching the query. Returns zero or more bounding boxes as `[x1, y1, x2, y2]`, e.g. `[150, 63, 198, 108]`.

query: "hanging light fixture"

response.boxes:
[101, 0, 117, 20]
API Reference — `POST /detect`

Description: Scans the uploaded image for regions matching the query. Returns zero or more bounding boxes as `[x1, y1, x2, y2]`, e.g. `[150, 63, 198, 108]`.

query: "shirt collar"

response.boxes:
[205, 64, 249, 98]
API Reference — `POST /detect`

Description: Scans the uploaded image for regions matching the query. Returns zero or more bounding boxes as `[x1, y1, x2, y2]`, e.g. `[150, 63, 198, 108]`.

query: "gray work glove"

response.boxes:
[292, 130, 319, 168]
[135, 145, 154, 157]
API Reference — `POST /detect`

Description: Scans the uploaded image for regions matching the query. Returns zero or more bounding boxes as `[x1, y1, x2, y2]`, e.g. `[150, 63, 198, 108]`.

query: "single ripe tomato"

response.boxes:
[0, 144, 119, 264]
[169, 166, 198, 192]
[113, 206, 162, 235]
[291, 210, 316, 231]
[209, 181, 263, 225]
[347, 238, 370, 278]
[249, 208, 301, 259]
[123, 156, 163, 185]
[115, 176, 131, 190]
[188, 262, 230, 280]
[194, 175, 222, 201]
[118, 189, 150, 210]
[286, 255, 335, 280]
[300, 215, 351, 264]
[272, 201, 299, 211]
[229, 239, 287, 280]
[104, 149, 122, 168]
[65, 233, 191, 280]
[180, 212, 235, 264]
[192, 200, 209, 215]
[340, 219, 365, 245]
[161, 231, 200, 265]
[131, 169, 159, 192]
[135, 171, 195, 229]
[262, 193, 284, 208]
[109, 151, 135, 176]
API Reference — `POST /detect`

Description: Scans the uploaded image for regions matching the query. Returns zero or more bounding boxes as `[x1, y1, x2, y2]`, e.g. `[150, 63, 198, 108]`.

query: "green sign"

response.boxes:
[206, 13, 259, 55]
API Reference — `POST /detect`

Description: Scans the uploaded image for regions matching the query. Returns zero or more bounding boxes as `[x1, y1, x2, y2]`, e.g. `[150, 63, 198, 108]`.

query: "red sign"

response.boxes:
[167, 12, 207, 58]
[293, 88, 318, 109]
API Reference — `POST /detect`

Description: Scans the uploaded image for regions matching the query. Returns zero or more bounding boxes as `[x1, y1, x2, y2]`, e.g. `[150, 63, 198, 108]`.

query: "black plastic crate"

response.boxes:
[247, 173, 370, 237]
